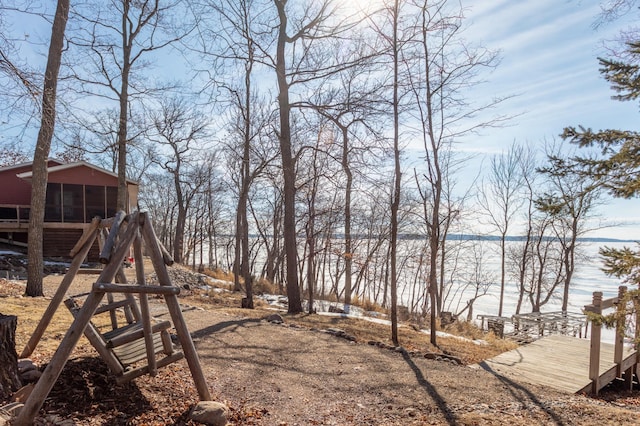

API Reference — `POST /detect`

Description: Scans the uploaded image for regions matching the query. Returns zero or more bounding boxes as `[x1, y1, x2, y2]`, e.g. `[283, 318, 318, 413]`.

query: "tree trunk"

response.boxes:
[0, 314, 21, 400]
[116, 1, 132, 212]
[389, 0, 401, 346]
[341, 126, 353, 306]
[274, 0, 302, 313]
[499, 234, 506, 317]
[26, 0, 69, 297]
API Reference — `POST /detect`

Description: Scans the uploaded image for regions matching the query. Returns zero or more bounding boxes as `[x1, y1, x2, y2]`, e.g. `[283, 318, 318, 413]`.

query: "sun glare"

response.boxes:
[337, 0, 384, 20]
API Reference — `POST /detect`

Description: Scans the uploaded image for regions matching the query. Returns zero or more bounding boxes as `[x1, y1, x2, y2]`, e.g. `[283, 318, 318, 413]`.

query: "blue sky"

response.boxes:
[4, 1, 639, 239]
[458, 0, 640, 239]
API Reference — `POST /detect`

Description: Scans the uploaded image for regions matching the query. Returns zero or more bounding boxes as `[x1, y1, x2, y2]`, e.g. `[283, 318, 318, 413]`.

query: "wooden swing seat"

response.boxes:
[65, 294, 184, 384]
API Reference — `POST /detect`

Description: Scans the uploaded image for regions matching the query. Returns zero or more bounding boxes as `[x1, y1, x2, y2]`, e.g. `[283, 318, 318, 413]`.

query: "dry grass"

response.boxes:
[1, 272, 513, 368]
[199, 266, 235, 283]
[350, 294, 387, 313]
[252, 277, 279, 294]
[0, 296, 133, 365]
[188, 285, 517, 365]
[3, 296, 74, 359]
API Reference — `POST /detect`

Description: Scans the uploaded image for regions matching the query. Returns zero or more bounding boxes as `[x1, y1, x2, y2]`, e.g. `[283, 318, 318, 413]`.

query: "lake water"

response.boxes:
[462, 240, 629, 318]
[422, 239, 633, 343]
[205, 237, 635, 342]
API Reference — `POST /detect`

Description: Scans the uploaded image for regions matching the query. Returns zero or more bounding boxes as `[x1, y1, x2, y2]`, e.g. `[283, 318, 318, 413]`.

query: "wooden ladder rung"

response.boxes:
[94, 299, 132, 315]
[93, 282, 181, 295]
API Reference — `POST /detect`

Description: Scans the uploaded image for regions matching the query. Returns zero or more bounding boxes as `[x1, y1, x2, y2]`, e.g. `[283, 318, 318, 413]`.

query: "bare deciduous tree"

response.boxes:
[477, 143, 527, 317]
[147, 96, 210, 263]
[405, 0, 507, 344]
[66, 0, 188, 210]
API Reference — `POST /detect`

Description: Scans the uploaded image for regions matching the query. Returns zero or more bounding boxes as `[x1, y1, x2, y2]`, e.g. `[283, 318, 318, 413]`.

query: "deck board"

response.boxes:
[477, 335, 637, 394]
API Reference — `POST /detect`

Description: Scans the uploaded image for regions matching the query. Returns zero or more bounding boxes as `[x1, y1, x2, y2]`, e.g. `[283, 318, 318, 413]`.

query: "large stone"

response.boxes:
[20, 369, 42, 383]
[265, 313, 284, 324]
[189, 401, 228, 426]
[328, 305, 345, 314]
[17, 359, 37, 374]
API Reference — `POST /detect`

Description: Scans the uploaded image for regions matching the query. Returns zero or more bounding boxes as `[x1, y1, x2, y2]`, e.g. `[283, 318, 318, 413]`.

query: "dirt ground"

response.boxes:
[2, 266, 640, 425]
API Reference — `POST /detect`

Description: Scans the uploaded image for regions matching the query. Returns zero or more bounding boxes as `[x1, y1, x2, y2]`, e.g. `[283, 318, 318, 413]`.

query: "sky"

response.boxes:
[3, 0, 640, 240]
[455, 0, 640, 240]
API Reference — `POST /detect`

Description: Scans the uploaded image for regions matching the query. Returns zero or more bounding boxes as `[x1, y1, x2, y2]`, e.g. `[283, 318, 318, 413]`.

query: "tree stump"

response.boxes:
[0, 313, 22, 400]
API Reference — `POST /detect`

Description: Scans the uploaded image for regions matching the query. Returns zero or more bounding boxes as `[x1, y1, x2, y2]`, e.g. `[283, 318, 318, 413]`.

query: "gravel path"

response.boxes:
[171, 304, 640, 425]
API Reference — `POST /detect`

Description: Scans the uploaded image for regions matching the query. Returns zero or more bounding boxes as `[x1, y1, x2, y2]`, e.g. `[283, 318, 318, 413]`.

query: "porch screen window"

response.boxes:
[63, 184, 84, 223]
[85, 185, 105, 219]
[106, 186, 117, 218]
[44, 183, 62, 221]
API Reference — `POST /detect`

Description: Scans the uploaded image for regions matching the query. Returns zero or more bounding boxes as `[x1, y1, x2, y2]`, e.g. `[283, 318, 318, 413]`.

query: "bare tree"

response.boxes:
[271, 0, 357, 313]
[300, 48, 386, 308]
[455, 242, 496, 321]
[477, 143, 527, 316]
[0, 4, 42, 128]
[26, 0, 69, 297]
[405, 0, 506, 344]
[147, 96, 210, 263]
[0, 142, 29, 166]
[66, 0, 189, 210]
[537, 143, 602, 312]
[382, 0, 402, 346]
[203, 0, 278, 307]
[511, 151, 539, 314]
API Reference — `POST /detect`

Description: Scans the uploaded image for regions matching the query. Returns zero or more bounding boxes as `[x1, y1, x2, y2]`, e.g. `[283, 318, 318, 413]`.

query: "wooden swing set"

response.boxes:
[13, 211, 211, 426]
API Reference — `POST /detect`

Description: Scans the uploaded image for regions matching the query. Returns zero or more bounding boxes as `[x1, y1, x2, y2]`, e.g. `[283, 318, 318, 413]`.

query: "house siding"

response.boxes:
[0, 165, 37, 205]
[0, 160, 136, 261]
[47, 166, 118, 186]
[43, 229, 100, 260]
[0, 160, 66, 205]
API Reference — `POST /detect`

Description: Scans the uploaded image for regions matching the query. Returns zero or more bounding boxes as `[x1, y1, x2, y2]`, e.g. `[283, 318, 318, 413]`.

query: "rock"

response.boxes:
[442, 354, 463, 365]
[44, 414, 75, 425]
[328, 305, 345, 314]
[148, 266, 213, 291]
[424, 352, 438, 360]
[17, 359, 37, 374]
[171, 334, 180, 345]
[266, 313, 284, 324]
[189, 401, 228, 426]
[20, 369, 42, 382]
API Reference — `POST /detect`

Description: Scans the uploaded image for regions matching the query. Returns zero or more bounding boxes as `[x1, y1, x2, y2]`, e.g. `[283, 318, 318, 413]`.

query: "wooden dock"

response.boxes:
[478, 334, 637, 394]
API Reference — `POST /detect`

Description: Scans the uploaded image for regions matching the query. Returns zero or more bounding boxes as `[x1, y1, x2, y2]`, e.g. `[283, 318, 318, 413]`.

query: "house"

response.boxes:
[0, 159, 138, 259]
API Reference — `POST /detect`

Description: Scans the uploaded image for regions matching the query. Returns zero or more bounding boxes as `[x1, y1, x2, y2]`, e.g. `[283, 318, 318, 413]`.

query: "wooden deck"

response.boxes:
[478, 334, 637, 394]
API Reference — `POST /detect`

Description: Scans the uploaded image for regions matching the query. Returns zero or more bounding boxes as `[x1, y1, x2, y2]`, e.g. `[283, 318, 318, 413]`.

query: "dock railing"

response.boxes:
[584, 285, 639, 394]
